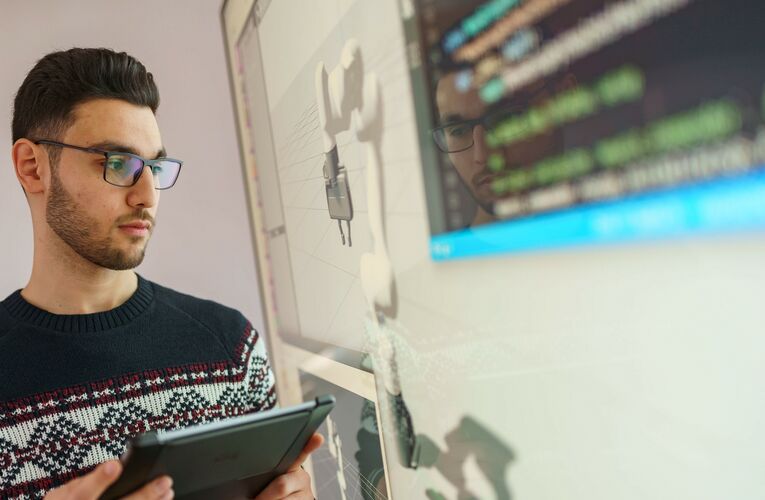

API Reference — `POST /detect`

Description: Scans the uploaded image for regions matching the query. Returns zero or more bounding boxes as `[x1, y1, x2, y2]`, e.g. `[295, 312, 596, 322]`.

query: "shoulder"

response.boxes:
[152, 281, 248, 329]
[150, 281, 256, 349]
[0, 295, 19, 341]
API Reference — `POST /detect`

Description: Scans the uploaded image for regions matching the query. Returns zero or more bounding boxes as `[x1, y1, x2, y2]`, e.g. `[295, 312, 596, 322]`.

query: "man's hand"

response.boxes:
[43, 460, 174, 500]
[254, 432, 324, 500]
[43, 433, 322, 500]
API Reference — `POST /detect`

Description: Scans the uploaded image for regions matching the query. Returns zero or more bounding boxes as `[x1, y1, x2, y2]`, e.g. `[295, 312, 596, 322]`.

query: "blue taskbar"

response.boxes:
[430, 169, 765, 261]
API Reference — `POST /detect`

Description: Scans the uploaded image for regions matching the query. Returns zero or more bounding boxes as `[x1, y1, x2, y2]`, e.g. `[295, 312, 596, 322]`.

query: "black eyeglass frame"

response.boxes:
[431, 116, 487, 154]
[430, 105, 519, 154]
[33, 139, 183, 190]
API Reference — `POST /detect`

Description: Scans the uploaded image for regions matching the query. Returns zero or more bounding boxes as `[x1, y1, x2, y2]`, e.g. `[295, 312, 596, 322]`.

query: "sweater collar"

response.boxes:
[1, 274, 153, 333]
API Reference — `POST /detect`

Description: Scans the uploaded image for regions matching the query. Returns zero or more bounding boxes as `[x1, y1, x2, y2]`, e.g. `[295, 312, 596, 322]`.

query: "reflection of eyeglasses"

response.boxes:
[431, 117, 483, 153]
[34, 139, 183, 190]
[431, 107, 517, 153]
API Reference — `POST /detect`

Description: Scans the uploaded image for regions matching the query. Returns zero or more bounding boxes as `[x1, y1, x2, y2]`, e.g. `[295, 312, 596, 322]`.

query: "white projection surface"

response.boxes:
[222, 0, 765, 498]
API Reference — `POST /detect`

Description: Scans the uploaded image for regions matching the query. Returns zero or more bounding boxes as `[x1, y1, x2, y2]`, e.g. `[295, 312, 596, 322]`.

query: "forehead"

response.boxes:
[63, 98, 162, 157]
[435, 72, 487, 121]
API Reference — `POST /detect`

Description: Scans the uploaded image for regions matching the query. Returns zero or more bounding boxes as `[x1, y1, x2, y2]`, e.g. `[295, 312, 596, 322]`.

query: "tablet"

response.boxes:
[101, 395, 336, 500]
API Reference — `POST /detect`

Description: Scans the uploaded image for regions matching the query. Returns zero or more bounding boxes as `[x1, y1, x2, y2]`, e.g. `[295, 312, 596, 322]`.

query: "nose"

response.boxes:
[126, 165, 159, 209]
[473, 124, 488, 165]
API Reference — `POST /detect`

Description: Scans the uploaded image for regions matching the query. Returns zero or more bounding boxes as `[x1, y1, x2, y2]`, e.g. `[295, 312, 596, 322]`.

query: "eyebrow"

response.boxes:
[88, 141, 167, 159]
[439, 113, 468, 126]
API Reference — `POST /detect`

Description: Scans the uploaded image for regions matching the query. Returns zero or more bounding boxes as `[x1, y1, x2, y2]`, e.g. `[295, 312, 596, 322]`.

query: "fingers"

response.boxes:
[281, 493, 314, 500]
[255, 437, 321, 500]
[43, 461, 174, 500]
[43, 433, 318, 500]
[253, 468, 312, 500]
[52, 461, 123, 499]
[121, 475, 174, 500]
[287, 433, 324, 472]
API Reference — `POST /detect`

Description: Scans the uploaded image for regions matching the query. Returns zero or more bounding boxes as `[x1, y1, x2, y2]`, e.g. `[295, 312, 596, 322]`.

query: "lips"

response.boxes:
[118, 219, 152, 238]
[119, 221, 151, 230]
[473, 172, 496, 187]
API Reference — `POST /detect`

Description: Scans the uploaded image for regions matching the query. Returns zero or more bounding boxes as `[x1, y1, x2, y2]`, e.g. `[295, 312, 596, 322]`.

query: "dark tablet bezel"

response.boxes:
[101, 395, 335, 500]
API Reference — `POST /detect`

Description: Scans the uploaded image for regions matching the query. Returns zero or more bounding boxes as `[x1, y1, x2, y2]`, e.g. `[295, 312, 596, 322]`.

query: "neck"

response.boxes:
[22, 235, 138, 315]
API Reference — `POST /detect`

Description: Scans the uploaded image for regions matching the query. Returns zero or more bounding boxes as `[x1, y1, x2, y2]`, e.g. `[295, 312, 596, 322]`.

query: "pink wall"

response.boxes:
[0, 0, 265, 332]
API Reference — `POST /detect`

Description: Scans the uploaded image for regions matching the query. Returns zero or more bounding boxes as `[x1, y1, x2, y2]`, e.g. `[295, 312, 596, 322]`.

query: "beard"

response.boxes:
[454, 171, 496, 217]
[469, 188, 496, 216]
[46, 169, 153, 270]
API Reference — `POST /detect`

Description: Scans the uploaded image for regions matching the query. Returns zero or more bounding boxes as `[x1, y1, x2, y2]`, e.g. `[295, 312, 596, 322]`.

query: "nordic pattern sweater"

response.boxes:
[0, 275, 276, 498]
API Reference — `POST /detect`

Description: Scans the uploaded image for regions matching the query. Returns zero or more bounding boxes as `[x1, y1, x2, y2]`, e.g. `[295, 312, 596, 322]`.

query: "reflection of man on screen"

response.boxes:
[434, 71, 499, 227]
[434, 67, 562, 228]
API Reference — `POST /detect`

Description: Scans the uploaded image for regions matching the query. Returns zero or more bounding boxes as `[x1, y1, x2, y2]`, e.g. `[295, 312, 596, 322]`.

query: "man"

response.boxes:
[433, 70, 499, 227]
[432, 69, 560, 228]
[1, 48, 320, 499]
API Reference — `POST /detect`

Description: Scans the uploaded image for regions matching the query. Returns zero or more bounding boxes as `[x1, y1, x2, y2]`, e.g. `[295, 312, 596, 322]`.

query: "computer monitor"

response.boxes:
[411, 0, 765, 260]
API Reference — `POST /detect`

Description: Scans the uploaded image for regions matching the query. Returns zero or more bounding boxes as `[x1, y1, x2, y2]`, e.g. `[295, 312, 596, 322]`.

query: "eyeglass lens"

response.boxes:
[435, 122, 475, 153]
[105, 154, 181, 189]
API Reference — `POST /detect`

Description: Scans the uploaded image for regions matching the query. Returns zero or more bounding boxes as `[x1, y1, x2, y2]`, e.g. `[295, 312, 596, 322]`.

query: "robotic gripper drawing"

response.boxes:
[315, 40, 364, 247]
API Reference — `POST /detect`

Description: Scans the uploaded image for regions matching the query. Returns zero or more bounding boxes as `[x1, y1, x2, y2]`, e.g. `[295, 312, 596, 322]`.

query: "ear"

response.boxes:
[12, 139, 48, 195]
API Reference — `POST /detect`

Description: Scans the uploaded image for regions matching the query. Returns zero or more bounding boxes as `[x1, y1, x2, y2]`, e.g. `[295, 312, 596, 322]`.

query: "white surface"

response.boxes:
[231, 1, 765, 498]
[253, 0, 420, 351]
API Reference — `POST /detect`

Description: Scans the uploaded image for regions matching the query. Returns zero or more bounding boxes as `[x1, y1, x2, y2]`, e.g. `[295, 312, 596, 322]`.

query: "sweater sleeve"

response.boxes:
[238, 319, 278, 412]
[151, 283, 278, 413]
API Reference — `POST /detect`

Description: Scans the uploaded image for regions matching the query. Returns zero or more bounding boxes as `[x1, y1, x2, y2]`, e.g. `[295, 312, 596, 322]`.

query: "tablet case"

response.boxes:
[101, 395, 335, 500]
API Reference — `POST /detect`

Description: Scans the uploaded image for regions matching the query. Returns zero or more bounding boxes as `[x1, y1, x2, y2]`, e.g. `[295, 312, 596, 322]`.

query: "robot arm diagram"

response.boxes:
[315, 39, 422, 469]
[315, 40, 365, 247]
[312, 38, 514, 496]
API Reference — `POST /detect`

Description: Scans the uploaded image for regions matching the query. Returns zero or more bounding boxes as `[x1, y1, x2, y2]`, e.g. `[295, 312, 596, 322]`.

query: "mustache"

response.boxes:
[115, 210, 156, 227]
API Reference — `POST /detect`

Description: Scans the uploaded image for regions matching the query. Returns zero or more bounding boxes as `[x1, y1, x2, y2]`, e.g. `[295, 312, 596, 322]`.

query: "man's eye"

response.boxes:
[151, 165, 164, 175]
[106, 158, 126, 171]
[447, 125, 471, 137]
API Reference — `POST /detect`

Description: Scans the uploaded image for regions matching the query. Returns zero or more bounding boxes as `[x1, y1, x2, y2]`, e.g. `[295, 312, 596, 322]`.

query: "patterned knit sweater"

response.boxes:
[0, 276, 277, 498]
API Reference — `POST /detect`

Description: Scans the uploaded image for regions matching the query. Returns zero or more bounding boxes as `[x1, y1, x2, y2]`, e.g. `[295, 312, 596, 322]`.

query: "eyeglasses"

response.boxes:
[431, 104, 524, 153]
[34, 139, 182, 190]
[431, 110, 509, 153]
[431, 118, 485, 153]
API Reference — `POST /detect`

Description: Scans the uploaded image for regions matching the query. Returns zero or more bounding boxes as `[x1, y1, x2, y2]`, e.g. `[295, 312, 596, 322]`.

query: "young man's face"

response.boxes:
[435, 72, 500, 211]
[435, 72, 562, 219]
[45, 98, 163, 270]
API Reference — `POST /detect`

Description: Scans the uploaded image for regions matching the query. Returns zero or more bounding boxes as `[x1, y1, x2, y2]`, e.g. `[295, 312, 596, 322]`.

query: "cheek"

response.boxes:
[72, 188, 98, 209]
[448, 151, 479, 180]
[71, 188, 116, 225]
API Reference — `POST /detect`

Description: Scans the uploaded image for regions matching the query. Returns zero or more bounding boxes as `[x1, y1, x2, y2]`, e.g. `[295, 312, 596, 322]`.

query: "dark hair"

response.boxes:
[12, 48, 160, 143]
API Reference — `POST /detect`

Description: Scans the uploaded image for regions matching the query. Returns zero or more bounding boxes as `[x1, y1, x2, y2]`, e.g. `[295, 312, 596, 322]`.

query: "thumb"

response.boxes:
[287, 433, 324, 472]
[68, 461, 123, 498]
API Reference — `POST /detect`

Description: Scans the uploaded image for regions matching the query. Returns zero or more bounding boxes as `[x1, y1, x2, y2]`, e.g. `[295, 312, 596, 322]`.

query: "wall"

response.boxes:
[0, 0, 264, 331]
